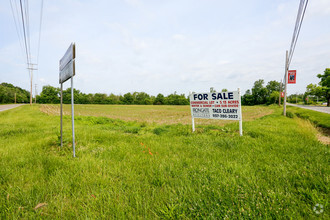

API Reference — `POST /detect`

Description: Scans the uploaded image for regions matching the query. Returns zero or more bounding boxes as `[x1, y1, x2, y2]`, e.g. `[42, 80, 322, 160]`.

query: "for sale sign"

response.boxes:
[190, 91, 241, 120]
[288, 70, 296, 84]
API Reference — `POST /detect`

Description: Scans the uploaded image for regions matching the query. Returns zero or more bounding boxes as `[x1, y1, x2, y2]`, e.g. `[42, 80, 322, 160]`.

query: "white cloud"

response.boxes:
[172, 34, 186, 41]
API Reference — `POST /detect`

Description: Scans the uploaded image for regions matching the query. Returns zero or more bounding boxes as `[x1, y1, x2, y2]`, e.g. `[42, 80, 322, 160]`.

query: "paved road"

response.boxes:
[0, 104, 24, 112]
[287, 103, 330, 114]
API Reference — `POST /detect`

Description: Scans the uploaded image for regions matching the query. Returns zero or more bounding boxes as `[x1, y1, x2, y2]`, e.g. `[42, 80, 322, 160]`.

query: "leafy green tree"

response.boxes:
[122, 93, 134, 104]
[317, 68, 330, 106]
[266, 80, 282, 95]
[93, 93, 107, 104]
[269, 91, 280, 104]
[107, 93, 120, 104]
[135, 92, 150, 105]
[0, 83, 29, 103]
[305, 83, 324, 98]
[165, 93, 189, 105]
[38, 86, 60, 104]
[252, 79, 268, 105]
[265, 81, 283, 104]
[154, 93, 165, 105]
[62, 88, 83, 104]
[242, 89, 254, 105]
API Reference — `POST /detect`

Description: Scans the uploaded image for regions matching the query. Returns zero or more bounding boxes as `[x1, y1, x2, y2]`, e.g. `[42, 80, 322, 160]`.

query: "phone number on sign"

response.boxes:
[212, 114, 238, 119]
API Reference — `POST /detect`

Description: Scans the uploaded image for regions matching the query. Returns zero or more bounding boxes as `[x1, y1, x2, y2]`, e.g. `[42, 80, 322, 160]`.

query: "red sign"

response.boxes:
[281, 92, 284, 98]
[288, 70, 296, 84]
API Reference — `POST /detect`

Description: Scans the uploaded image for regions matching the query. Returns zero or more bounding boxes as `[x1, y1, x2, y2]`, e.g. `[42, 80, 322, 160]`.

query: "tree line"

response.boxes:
[242, 68, 329, 106]
[0, 83, 30, 104]
[294, 68, 329, 106]
[37, 85, 189, 105]
[241, 80, 284, 105]
[1, 68, 328, 106]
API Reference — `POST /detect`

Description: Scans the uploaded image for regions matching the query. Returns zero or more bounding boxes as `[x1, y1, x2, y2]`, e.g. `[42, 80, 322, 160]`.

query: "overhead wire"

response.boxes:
[287, 0, 309, 70]
[18, 0, 30, 67]
[288, 0, 308, 67]
[36, 0, 44, 84]
[10, 0, 44, 82]
[9, 0, 25, 61]
[36, 0, 44, 64]
[24, 0, 32, 65]
[288, 0, 303, 61]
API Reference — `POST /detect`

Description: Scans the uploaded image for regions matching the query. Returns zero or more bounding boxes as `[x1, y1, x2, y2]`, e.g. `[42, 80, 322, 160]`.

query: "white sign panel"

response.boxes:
[190, 91, 241, 120]
[59, 59, 75, 84]
[60, 43, 75, 71]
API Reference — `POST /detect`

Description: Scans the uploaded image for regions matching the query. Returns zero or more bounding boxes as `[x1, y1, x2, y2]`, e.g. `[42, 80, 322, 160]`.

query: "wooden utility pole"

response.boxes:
[27, 64, 37, 106]
[283, 50, 288, 116]
[14, 93, 16, 104]
[35, 84, 37, 104]
[296, 92, 298, 104]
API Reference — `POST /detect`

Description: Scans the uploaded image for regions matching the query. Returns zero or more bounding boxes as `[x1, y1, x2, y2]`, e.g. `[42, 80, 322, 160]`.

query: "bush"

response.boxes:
[286, 111, 294, 118]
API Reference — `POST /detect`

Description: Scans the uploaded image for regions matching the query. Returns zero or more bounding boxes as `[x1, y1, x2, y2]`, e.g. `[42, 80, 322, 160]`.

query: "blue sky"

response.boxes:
[1, 0, 330, 96]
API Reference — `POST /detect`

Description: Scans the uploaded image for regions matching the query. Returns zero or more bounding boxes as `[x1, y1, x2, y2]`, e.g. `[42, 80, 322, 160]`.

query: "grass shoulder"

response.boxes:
[287, 106, 330, 129]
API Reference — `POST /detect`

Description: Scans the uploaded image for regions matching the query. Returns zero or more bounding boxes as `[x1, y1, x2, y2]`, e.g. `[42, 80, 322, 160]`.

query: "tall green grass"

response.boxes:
[287, 106, 330, 129]
[0, 105, 328, 219]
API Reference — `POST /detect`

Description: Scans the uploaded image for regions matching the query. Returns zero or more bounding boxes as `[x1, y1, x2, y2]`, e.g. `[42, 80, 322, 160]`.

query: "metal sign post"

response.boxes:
[71, 77, 75, 157]
[60, 83, 63, 147]
[189, 92, 195, 132]
[59, 43, 76, 157]
[238, 88, 243, 136]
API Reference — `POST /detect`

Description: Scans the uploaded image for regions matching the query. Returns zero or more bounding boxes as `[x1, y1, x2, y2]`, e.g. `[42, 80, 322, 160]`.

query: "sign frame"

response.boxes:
[59, 43, 76, 83]
[59, 43, 76, 157]
[189, 88, 243, 136]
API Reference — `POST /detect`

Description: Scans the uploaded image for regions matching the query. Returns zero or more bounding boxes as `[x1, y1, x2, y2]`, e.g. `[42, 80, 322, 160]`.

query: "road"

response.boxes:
[287, 103, 330, 114]
[0, 104, 24, 112]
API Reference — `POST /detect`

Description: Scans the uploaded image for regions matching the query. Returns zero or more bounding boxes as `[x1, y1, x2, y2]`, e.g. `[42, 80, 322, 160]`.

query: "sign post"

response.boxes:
[238, 88, 242, 136]
[71, 77, 75, 157]
[59, 43, 76, 157]
[189, 92, 196, 132]
[60, 83, 63, 147]
[189, 89, 243, 136]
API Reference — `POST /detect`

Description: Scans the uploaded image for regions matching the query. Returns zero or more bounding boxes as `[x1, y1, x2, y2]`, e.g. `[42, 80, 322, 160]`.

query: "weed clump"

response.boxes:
[153, 127, 168, 135]
[286, 111, 294, 118]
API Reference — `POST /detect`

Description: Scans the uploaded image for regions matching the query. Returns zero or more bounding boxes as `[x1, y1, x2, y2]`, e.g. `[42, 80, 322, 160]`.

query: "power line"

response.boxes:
[19, 0, 30, 66]
[283, 0, 309, 116]
[10, 0, 44, 106]
[25, 0, 32, 64]
[36, 0, 44, 64]
[287, 0, 309, 69]
[9, 0, 25, 60]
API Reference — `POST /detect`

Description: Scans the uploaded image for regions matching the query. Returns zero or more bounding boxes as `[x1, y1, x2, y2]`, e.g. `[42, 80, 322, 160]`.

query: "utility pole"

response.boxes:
[278, 79, 282, 106]
[35, 84, 37, 104]
[283, 50, 288, 116]
[27, 63, 38, 106]
[14, 93, 16, 104]
[296, 92, 298, 104]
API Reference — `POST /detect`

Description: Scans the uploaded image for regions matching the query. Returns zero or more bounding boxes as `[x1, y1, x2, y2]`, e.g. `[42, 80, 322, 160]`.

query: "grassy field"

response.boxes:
[40, 104, 273, 126]
[0, 104, 328, 219]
